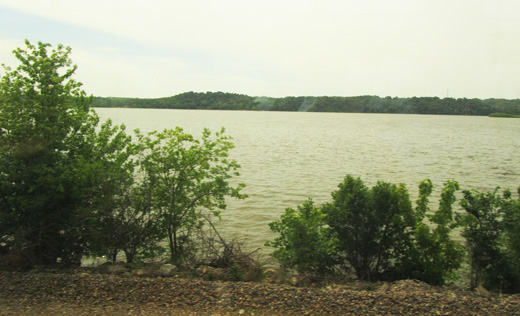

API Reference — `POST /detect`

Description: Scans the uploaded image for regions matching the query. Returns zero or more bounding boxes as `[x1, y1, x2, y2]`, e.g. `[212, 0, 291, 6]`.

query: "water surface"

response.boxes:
[95, 108, 520, 252]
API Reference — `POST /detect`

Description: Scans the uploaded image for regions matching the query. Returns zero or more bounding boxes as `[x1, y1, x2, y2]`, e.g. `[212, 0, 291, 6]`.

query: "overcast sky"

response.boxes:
[1, 0, 519, 99]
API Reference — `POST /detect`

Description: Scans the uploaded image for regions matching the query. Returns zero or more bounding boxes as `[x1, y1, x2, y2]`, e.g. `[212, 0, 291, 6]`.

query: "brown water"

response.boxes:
[95, 108, 520, 253]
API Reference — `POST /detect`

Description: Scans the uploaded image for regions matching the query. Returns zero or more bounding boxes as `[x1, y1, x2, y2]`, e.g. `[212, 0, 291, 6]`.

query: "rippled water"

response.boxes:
[95, 108, 520, 252]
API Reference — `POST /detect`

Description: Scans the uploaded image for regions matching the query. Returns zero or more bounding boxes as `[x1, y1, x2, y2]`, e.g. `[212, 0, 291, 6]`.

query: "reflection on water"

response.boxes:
[96, 108, 520, 253]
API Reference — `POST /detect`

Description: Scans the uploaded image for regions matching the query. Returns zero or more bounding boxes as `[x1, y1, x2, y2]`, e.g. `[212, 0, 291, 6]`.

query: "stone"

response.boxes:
[476, 285, 491, 296]
[159, 263, 177, 277]
[263, 268, 283, 284]
[377, 283, 391, 294]
[196, 265, 226, 280]
[134, 268, 150, 277]
[107, 264, 128, 275]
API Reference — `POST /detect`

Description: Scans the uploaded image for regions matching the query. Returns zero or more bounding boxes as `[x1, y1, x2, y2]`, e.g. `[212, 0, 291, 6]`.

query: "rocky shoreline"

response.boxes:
[1, 270, 519, 315]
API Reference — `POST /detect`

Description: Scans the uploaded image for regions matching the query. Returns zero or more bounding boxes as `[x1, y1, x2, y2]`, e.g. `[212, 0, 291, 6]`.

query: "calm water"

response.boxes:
[95, 108, 520, 252]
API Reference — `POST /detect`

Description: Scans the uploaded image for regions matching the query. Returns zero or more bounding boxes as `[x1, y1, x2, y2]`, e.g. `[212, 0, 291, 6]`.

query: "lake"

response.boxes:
[95, 108, 520, 253]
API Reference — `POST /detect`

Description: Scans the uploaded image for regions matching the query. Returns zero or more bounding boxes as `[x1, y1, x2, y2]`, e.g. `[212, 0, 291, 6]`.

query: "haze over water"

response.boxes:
[96, 108, 520, 253]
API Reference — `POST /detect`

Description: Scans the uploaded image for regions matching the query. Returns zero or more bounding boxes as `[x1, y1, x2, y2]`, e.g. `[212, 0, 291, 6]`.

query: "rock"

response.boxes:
[107, 264, 128, 275]
[158, 264, 177, 277]
[476, 285, 491, 296]
[263, 268, 283, 284]
[207, 267, 226, 281]
[134, 268, 150, 277]
[2, 270, 520, 315]
[195, 265, 226, 280]
[195, 265, 207, 276]
[290, 274, 315, 287]
[377, 283, 391, 294]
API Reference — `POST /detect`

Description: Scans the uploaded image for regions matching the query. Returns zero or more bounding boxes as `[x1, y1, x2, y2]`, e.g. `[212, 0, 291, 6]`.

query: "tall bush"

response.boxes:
[322, 176, 416, 281]
[134, 127, 247, 265]
[267, 176, 465, 285]
[458, 187, 520, 292]
[396, 180, 464, 285]
[266, 199, 336, 275]
[0, 41, 130, 267]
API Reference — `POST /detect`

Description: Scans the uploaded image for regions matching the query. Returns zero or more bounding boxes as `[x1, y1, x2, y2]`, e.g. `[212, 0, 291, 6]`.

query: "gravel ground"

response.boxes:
[1, 271, 519, 315]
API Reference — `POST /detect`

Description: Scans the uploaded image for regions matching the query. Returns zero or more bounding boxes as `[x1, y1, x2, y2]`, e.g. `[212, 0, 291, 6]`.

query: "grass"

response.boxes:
[488, 113, 520, 118]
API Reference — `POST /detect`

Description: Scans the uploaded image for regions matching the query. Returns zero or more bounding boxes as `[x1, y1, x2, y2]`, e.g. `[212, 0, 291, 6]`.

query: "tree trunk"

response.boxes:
[111, 249, 118, 263]
[124, 249, 135, 264]
[168, 225, 176, 263]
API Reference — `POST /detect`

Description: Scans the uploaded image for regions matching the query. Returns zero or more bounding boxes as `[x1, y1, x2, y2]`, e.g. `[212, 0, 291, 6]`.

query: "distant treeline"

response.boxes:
[92, 91, 520, 116]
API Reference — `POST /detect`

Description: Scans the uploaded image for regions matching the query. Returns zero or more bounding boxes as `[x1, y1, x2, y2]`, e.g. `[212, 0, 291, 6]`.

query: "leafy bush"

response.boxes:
[0, 41, 130, 267]
[458, 187, 520, 292]
[267, 176, 465, 285]
[322, 176, 416, 281]
[266, 199, 336, 276]
[133, 127, 247, 265]
[396, 180, 464, 285]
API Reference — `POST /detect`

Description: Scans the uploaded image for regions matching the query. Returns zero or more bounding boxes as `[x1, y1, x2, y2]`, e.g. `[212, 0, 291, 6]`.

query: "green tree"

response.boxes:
[458, 187, 520, 292]
[0, 40, 248, 269]
[266, 199, 336, 275]
[0, 40, 124, 267]
[84, 121, 163, 264]
[502, 188, 520, 291]
[134, 127, 246, 265]
[322, 176, 415, 281]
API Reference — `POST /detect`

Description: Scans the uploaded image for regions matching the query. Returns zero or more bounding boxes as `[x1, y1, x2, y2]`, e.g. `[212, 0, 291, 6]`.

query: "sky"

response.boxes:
[0, 0, 519, 99]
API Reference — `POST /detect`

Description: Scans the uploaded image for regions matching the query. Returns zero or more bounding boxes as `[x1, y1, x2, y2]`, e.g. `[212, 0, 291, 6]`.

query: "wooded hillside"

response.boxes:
[93, 92, 520, 116]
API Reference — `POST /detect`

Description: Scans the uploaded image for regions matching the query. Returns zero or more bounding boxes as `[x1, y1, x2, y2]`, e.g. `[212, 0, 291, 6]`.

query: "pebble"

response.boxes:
[1, 271, 519, 315]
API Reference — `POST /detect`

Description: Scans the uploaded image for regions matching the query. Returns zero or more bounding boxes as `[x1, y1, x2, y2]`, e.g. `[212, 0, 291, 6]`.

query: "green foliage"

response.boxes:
[458, 187, 520, 292]
[503, 188, 520, 290]
[322, 176, 416, 281]
[65, 118, 145, 264]
[228, 263, 244, 281]
[93, 142, 165, 265]
[0, 41, 248, 269]
[488, 113, 520, 118]
[93, 91, 258, 110]
[92, 93, 520, 116]
[396, 180, 464, 285]
[0, 40, 105, 267]
[134, 127, 247, 265]
[266, 199, 336, 275]
[268, 177, 465, 286]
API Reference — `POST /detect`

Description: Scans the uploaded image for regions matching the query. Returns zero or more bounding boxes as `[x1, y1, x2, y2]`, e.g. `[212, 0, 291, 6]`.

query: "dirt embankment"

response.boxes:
[1, 271, 519, 315]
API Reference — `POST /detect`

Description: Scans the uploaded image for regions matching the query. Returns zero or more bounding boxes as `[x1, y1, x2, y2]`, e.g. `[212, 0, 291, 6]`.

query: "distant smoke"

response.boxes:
[298, 97, 317, 112]
[254, 96, 275, 110]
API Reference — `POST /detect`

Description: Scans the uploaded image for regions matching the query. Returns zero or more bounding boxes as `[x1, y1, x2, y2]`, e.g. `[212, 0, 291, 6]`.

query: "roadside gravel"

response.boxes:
[1, 271, 519, 315]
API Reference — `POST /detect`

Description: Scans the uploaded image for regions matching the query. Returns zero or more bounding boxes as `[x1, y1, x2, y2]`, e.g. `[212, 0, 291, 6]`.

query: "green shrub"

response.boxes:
[458, 187, 520, 292]
[266, 199, 336, 276]
[267, 176, 465, 285]
[228, 263, 244, 281]
[322, 176, 416, 281]
[396, 180, 464, 285]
